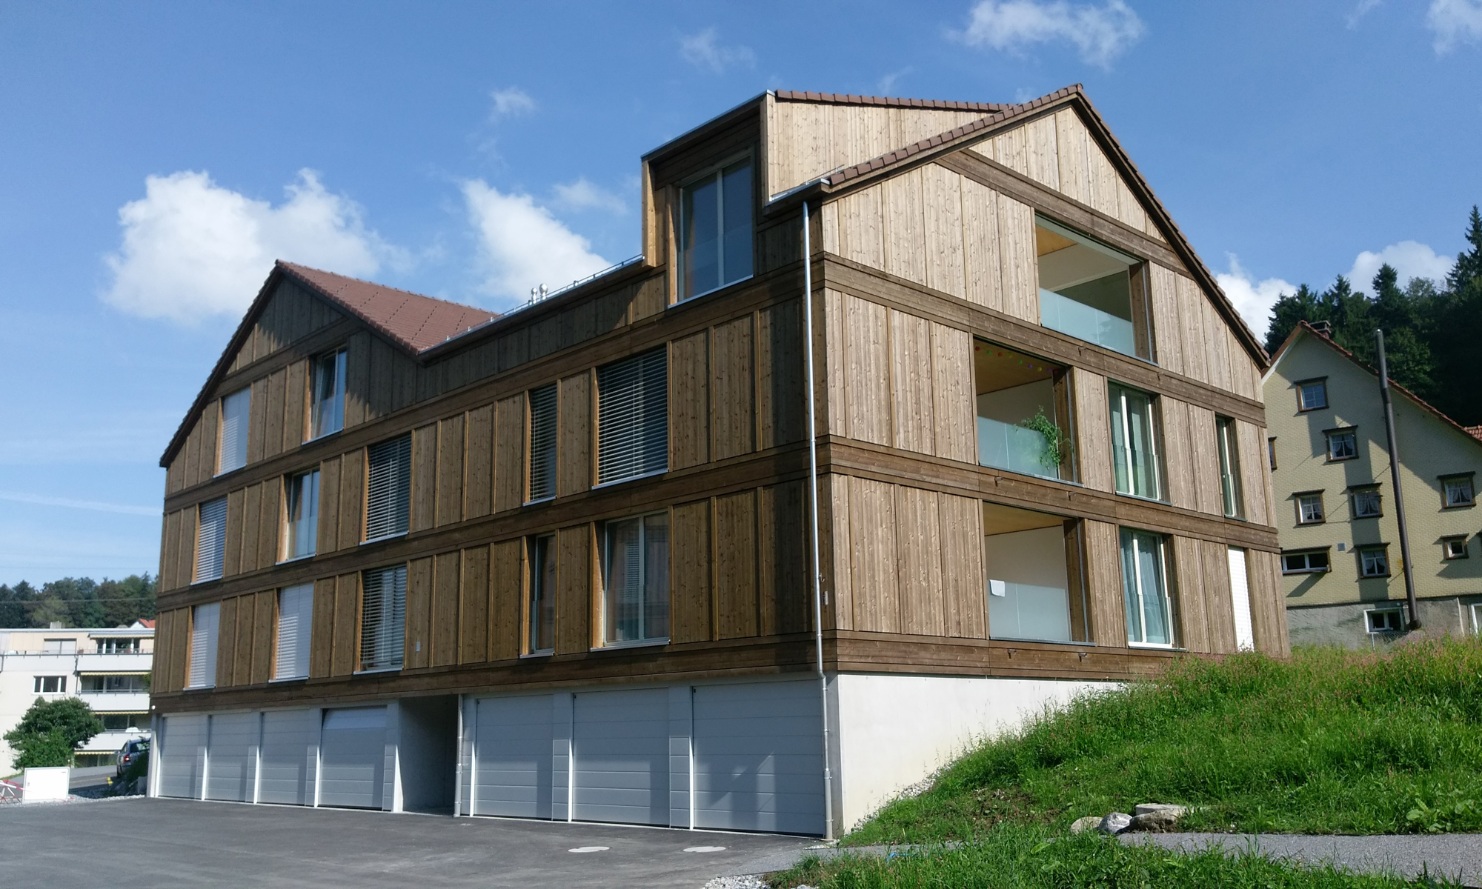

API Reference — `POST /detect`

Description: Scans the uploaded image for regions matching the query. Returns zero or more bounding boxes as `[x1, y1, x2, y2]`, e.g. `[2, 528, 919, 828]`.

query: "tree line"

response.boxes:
[0, 575, 156, 629]
[1263, 206, 1482, 426]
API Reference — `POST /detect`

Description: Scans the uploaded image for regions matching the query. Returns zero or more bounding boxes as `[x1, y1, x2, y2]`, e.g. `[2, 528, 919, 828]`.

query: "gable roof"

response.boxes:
[771, 89, 1010, 114]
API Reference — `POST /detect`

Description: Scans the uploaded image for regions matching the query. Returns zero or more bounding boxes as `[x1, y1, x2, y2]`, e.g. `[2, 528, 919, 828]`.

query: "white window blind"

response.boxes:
[274, 583, 314, 680]
[187, 601, 219, 689]
[195, 497, 227, 582]
[528, 384, 558, 501]
[310, 349, 347, 439]
[365, 436, 411, 541]
[360, 565, 406, 671]
[218, 388, 250, 474]
[1227, 548, 1254, 651]
[597, 349, 668, 484]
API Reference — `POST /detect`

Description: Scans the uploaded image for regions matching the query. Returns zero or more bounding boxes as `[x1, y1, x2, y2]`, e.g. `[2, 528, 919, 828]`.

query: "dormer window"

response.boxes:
[679, 158, 753, 300]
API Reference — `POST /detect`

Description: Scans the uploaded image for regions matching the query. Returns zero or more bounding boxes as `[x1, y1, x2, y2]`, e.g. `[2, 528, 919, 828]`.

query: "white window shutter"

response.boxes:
[188, 602, 219, 688]
[274, 583, 314, 679]
[195, 498, 227, 582]
[1228, 547, 1255, 651]
[219, 388, 250, 473]
[360, 565, 406, 671]
[528, 384, 558, 501]
[597, 349, 668, 484]
[365, 436, 411, 540]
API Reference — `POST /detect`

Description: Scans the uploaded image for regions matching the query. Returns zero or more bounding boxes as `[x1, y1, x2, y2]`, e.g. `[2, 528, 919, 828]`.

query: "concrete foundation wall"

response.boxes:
[1288, 597, 1480, 648]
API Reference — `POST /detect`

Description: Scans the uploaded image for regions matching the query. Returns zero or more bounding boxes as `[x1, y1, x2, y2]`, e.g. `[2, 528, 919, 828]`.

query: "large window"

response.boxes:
[365, 435, 411, 541]
[309, 349, 347, 439]
[527, 534, 556, 654]
[194, 497, 227, 583]
[360, 565, 406, 671]
[982, 504, 1089, 643]
[1120, 528, 1174, 647]
[974, 342, 1072, 482]
[679, 158, 753, 300]
[601, 512, 669, 646]
[217, 387, 250, 474]
[1281, 550, 1330, 575]
[527, 384, 558, 502]
[1109, 384, 1162, 500]
[95, 638, 141, 654]
[596, 349, 668, 485]
[81, 675, 147, 693]
[1216, 416, 1243, 519]
[1035, 217, 1149, 360]
[33, 676, 66, 694]
[187, 601, 219, 689]
[283, 469, 320, 561]
[273, 582, 314, 680]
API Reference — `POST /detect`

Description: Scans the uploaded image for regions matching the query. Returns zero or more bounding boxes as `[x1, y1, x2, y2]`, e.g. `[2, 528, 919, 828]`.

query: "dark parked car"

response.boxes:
[115, 738, 150, 779]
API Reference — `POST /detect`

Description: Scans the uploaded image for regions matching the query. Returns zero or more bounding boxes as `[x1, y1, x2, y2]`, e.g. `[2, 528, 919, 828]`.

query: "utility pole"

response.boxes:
[1376, 329, 1420, 629]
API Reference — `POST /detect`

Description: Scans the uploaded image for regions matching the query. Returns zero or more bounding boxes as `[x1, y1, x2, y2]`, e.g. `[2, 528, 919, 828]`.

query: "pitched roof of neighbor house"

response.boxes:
[279, 262, 496, 354]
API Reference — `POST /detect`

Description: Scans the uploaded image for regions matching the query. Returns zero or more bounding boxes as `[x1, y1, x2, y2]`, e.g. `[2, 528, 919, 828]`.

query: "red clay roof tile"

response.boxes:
[278, 262, 495, 354]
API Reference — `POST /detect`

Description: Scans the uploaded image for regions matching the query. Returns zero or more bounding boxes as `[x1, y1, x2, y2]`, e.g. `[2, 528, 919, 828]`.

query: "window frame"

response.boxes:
[1034, 216, 1154, 362]
[526, 383, 558, 505]
[1349, 485, 1382, 519]
[1216, 416, 1244, 519]
[308, 348, 348, 441]
[1357, 544, 1391, 578]
[1281, 549, 1331, 575]
[1294, 491, 1325, 526]
[525, 533, 557, 656]
[217, 387, 251, 475]
[1365, 607, 1404, 634]
[1441, 474, 1476, 509]
[186, 601, 219, 690]
[676, 154, 755, 303]
[194, 497, 228, 583]
[1109, 383, 1164, 501]
[358, 564, 407, 673]
[33, 676, 67, 694]
[1267, 436, 1278, 471]
[1296, 378, 1328, 412]
[1120, 527, 1176, 649]
[282, 468, 320, 562]
[1325, 427, 1358, 462]
[595, 348, 669, 487]
[272, 582, 314, 681]
[1443, 535, 1470, 561]
[599, 510, 671, 649]
[364, 435, 412, 543]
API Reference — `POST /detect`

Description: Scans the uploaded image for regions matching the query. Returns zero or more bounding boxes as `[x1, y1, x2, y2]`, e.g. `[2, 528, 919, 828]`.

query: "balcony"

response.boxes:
[1038, 287, 1135, 357]
[78, 692, 151, 713]
[1036, 217, 1146, 361]
[982, 502, 1089, 644]
[977, 417, 1062, 481]
[973, 341, 1072, 482]
[80, 728, 149, 754]
[75, 652, 152, 674]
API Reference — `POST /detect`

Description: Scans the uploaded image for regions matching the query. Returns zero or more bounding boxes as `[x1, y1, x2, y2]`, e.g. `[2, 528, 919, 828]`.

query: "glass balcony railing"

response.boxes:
[978, 416, 1062, 480]
[1038, 287, 1136, 357]
[987, 579, 1073, 643]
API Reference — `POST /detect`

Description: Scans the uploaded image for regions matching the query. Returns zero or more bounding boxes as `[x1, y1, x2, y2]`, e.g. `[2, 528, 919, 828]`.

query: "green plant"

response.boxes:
[3, 697, 101, 769]
[12, 729, 76, 768]
[1019, 409, 1068, 472]
[1407, 792, 1478, 833]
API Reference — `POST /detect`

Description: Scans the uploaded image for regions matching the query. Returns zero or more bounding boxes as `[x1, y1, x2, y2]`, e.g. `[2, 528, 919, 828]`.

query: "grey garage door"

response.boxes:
[259, 709, 316, 806]
[693, 682, 825, 835]
[318, 707, 387, 810]
[157, 714, 208, 799]
[205, 712, 259, 802]
[472, 696, 554, 819]
[572, 688, 669, 825]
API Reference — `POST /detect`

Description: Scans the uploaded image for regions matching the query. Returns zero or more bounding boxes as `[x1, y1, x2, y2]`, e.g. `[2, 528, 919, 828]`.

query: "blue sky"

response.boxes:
[1, 0, 1479, 587]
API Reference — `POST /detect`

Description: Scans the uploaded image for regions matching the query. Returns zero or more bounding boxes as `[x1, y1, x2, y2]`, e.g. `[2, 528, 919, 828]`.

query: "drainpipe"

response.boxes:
[1376, 329, 1420, 629]
[802, 199, 835, 841]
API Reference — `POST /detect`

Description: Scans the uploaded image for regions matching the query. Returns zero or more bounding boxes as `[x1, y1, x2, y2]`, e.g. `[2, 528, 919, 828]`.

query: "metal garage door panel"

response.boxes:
[259, 709, 315, 805]
[158, 714, 207, 799]
[473, 695, 553, 818]
[205, 712, 258, 802]
[318, 707, 386, 810]
[693, 682, 824, 835]
[573, 688, 669, 825]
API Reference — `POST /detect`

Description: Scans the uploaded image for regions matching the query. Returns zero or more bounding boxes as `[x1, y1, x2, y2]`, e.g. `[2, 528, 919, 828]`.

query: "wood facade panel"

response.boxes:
[555, 524, 591, 654]
[921, 164, 966, 300]
[710, 316, 755, 461]
[405, 557, 432, 671]
[336, 451, 364, 551]
[310, 578, 336, 678]
[411, 423, 438, 533]
[995, 192, 1038, 324]
[756, 298, 805, 450]
[217, 596, 240, 687]
[1175, 274, 1210, 384]
[1021, 115, 1060, 192]
[1236, 418, 1274, 527]
[931, 323, 976, 464]
[824, 474, 853, 631]
[882, 168, 927, 286]
[283, 357, 307, 448]
[1171, 536, 1210, 654]
[1053, 108, 1092, 206]
[316, 456, 342, 556]
[1073, 369, 1113, 491]
[938, 493, 987, 639]
[670, 499, 712, 644]
[837, 185, 885, 272]
[557, 373, 591, 497]
[464, 405, 493, 519]
[960, 176, 1003, 312]
[844, 295, 892, 445]
[714, 491, 759, 640]
[849, 477, 900, 633]
[824, 289, 849, 438]
[1199, 538, 1237, 654]
[331, 573, 358, 678]
[669, 330, 710, 470]
[262, 368, 287, 460]
[489, 539, 521, 661]
[1083, 520, 1126, 645]
[239, 483, 262, 576]
[1148, 264, 1185, 377]
[431, 551, 460, 667]
[344, 331, 372, 429]
[1247, 549, 1289, 657]
[1160, 399, 1197, 511]
[436, 415, 466, 528]
[1187, 405, 1223, 516]
[758, 481, 808, 636]
[246, 376, 269, 466]
[493, 394, 524, 512]
[889, 310, 936, 455]
[250, 590, 274, 684]
[257, 479, 281, 570]
[895, 486, 944, 636]
[223, 490, 246, 579]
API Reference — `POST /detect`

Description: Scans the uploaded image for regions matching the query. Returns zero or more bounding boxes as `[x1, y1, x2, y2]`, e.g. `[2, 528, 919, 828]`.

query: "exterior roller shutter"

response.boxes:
[596, 349, 668, 484]
[1228, 547, 1255, 651]
[365, 435, 411, 541]
[218, 388, 250, 473]
[528, 384, 558, 501]
[195, 497, 227, 582]
[187, 602, 219, 689]
[274, 583, 314, 680]
[360, 565, 406, 671]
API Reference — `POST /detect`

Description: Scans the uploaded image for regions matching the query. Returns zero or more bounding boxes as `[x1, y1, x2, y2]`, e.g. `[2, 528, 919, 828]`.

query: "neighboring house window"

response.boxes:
[601, 512, 670, 646]
[679, 158, 753, 300]
[1325, 428, 1358, 461]
[1443, 535, 1470, 560]
[1120, 528, 1174, 647]
[1441, 474, 1475, 508]
[360, 565, 407, 671]
[1267, 436, 1277, 471]
[283, 469, 320, 560]
[96, 638, 141, 654]
[187, 601, 219, 689]
[309, 349, 347, 439]
[1217, 416, 1244, 518]
[41, 638, 76, 653]
[1035, 217, 1150, 360]
[195, 497, 227, 583]
[1297, 379, 1328, 412]
[1281, 549, 1330, 574]
[273, 582, 314, 680]
[1109, 384, 1162, 500]
[1366, 608, 1403, 634]
[1294, 491, 1325, 525]
[527, 384, 558, 503]
[82, 675, 147, 693]
[596, 349, 668, 485]
[99, 713, 146, 731]
[33, 676, 66, 694]
[527, 534, 556, 654]
[1350, 486, 1382, 519]
[218, 387, 250, 474]
[1358, 545, 1390, 578]
[365, 435, 412, 541]
[1472, 603, 1482, 635]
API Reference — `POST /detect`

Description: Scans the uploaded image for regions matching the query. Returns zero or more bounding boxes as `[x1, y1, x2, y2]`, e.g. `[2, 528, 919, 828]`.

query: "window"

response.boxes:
[218, 387, 250, 474]
[527, 384, 558, 502]
[527, 534, 556, 654]
[974, 341, 1072, 482]
[365, 435, 411, 541]
[1350, 486, 1382, 519]
[1281, 549, 1331, 574]
[1325, 428, 1358, 461]
[309, 349, 347, 439]
[1297, 379, 1328, 412]
[1295, 491, 1325, 525]
[273, 583, 314, 680]
[187, 601, 219, 689]
[33, 676, 66, 694]
[679, 158, 753, 300]
[81, 675, 147, 693]
[1472, 603, 1482, 635]
[1109, 384, 1162, 500]
[1442, 474, 1475, 508]
[1217, 416, 1244, 519]
[1035, 217, 1150, 360]
[360, 565, 406, 671]
[1443, 536, 1470, 560]
[194, 497, 227, 583]
[95, 638, 141, 654]
[1120, 528, 1174, 647]
[596, 349, 668, 485]
[283, 469, 320, 560]
[1366, 608, 1403, 634]
[1358, 545, 1390, 578]
[1268, 437, 1277, 471]
[601, 512, 669, 646]
[99, 713, 146, 731]
[41, 638, 76, 654]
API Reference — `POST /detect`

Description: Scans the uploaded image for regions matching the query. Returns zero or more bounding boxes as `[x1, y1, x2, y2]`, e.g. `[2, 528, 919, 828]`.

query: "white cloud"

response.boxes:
[679, 27, 755, 73]
[1428, 0, 1482, 51]
[462, 180, 611, 303]
[877, 67, 913, 95]
[552, 178, 629, 215]
[0, 491, 158, 517]
[489, 86, 536, 119]
[957, 0, 1145, 68]
[1346, 0, 1382, 28]
[1215, 255, 1298, 336]
[103, 170, 392, 324]
[1347, 240, 1452, 290]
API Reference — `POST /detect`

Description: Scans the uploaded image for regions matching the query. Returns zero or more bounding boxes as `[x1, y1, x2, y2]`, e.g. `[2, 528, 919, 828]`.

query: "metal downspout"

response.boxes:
[1376, 329, 1420, 629]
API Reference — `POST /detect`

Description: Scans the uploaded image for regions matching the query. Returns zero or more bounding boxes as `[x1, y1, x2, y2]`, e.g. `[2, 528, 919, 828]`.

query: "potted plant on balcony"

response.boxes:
[1020, 409, 1069, 474]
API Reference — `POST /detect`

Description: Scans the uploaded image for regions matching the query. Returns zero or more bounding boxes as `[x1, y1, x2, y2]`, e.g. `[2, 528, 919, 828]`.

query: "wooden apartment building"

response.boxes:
[149, 85, 1287, 836]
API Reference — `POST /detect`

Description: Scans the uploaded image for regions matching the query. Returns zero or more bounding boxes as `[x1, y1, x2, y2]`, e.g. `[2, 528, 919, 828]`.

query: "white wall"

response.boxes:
[983, 526, 1072, 641]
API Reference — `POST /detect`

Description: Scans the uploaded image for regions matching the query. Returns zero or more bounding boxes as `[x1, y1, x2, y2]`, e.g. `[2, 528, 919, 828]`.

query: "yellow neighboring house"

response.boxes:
[1265, 321, 1482, 647]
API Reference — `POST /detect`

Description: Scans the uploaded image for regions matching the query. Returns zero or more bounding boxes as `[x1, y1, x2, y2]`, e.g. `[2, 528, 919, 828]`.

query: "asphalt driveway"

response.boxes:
[0, 797, 818, 888]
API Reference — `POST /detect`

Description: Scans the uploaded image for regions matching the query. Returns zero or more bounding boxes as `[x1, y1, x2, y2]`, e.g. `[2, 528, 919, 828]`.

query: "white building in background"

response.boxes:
[0, 622, 155, 770]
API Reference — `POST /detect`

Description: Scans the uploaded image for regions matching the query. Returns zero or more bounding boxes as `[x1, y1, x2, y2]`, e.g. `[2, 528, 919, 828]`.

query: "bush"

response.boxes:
[3, 697, 101, 770]
[11, 729, 76, 769]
